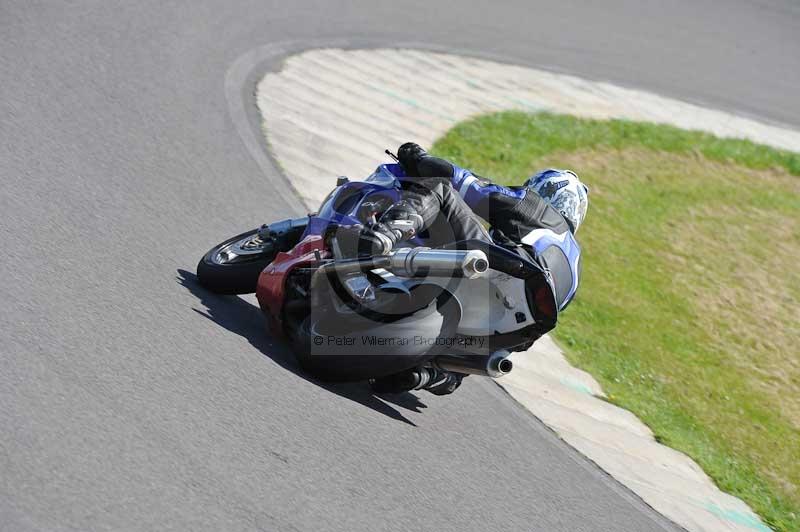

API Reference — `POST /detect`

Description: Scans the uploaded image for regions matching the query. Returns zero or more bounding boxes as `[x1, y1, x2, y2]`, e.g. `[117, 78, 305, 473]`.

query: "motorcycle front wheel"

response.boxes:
[196, 229, 277, 295]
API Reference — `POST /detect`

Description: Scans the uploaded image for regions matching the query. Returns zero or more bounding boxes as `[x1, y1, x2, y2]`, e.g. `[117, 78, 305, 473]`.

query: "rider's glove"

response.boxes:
[397, 142, 427, 177]
[358, 222, 398, 256]
[358, 201, 424, 255]
[381, 201, 424, 240]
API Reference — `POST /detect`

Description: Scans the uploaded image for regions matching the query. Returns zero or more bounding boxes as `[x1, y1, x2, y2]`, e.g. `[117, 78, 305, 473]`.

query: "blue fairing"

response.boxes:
[302, 164, 407, 239]
[371, 162, 407, 182]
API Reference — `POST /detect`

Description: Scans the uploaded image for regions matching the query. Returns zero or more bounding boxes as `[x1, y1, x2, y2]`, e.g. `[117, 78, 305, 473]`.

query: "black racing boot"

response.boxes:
[370, 367, 464, 396]
[422, 367, 464, 396]
[369, 369, 425, 394]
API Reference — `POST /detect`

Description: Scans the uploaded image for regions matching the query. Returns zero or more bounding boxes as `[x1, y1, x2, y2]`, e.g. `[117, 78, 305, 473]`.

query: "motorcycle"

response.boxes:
[197, 155, 558, 386]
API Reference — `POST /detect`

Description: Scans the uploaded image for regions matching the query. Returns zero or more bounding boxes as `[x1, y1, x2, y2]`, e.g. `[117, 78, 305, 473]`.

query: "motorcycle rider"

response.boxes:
[362, 143, 589, 395]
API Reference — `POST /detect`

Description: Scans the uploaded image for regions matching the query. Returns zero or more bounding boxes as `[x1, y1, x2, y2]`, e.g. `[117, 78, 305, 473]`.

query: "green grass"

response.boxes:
[432, 111, 800, 531]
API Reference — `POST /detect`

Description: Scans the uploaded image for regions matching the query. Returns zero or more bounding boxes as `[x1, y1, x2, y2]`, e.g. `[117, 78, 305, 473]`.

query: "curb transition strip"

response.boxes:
[254, 47, 800, 532]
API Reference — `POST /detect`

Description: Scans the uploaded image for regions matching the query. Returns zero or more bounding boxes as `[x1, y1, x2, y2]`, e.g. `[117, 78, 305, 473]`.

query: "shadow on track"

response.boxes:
[176, 269, 426, 425]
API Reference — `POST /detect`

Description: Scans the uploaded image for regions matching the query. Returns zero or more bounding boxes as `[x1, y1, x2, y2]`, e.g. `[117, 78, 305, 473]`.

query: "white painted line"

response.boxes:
[256, 48, 793, 532]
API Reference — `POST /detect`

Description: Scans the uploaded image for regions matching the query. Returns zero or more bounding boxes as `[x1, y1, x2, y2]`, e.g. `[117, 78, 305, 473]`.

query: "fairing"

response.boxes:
[256, 164, 410, 330]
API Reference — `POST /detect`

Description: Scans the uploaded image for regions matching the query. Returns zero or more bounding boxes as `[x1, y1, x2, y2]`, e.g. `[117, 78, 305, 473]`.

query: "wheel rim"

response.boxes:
[211, 233, 273, 265]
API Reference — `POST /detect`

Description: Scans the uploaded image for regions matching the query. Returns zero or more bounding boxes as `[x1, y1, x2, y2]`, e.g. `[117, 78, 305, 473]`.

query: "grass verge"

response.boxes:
[432, 111, 800, 531]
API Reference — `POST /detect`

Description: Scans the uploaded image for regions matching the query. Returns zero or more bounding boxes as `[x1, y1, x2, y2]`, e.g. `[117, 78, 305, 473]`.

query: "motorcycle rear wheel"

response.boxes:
[196, 229, 277, 295]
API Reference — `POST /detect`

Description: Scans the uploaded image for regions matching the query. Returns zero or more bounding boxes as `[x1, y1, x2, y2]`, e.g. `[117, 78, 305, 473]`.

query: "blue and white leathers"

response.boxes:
[520, 228, 581, 309]
[450, 164, 526, 207]
[449, 163, 581, 310]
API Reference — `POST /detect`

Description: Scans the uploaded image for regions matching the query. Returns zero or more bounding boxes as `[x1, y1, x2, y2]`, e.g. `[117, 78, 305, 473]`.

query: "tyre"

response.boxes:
[196, 229, 277, 294]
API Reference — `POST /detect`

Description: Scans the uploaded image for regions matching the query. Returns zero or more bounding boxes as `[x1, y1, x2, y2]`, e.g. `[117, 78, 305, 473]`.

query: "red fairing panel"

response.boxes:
[256, 234, 328, 330]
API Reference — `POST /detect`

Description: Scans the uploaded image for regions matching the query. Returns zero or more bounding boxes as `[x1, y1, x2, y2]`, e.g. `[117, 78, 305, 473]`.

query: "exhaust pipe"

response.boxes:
[387, 247, 489, 279]
[434, 350, 513, 378]
[323, 248, 489, 279]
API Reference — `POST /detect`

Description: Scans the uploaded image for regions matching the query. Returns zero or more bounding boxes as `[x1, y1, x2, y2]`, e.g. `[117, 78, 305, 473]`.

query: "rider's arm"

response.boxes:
[360, 180, 442, 255]
[415, 154, 571, 241]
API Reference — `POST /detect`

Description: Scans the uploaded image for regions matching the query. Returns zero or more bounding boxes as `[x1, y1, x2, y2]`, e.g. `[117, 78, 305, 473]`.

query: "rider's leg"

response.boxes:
[403, 179, 492, 247]
[437, 182, 492, 242]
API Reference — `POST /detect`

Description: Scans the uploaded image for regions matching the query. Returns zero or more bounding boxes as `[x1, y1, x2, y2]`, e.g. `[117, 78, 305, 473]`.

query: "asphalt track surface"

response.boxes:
[2, 1, 798, 530]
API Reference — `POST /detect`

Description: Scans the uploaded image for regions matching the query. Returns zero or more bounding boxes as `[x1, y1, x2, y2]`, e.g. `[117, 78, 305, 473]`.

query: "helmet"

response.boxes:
[525, 169, 589, 233]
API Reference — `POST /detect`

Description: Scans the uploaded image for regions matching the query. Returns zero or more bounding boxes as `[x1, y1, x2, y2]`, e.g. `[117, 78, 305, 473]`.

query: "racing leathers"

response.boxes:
[366, 145, 582, 333]
[365, 144, 583, 395]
